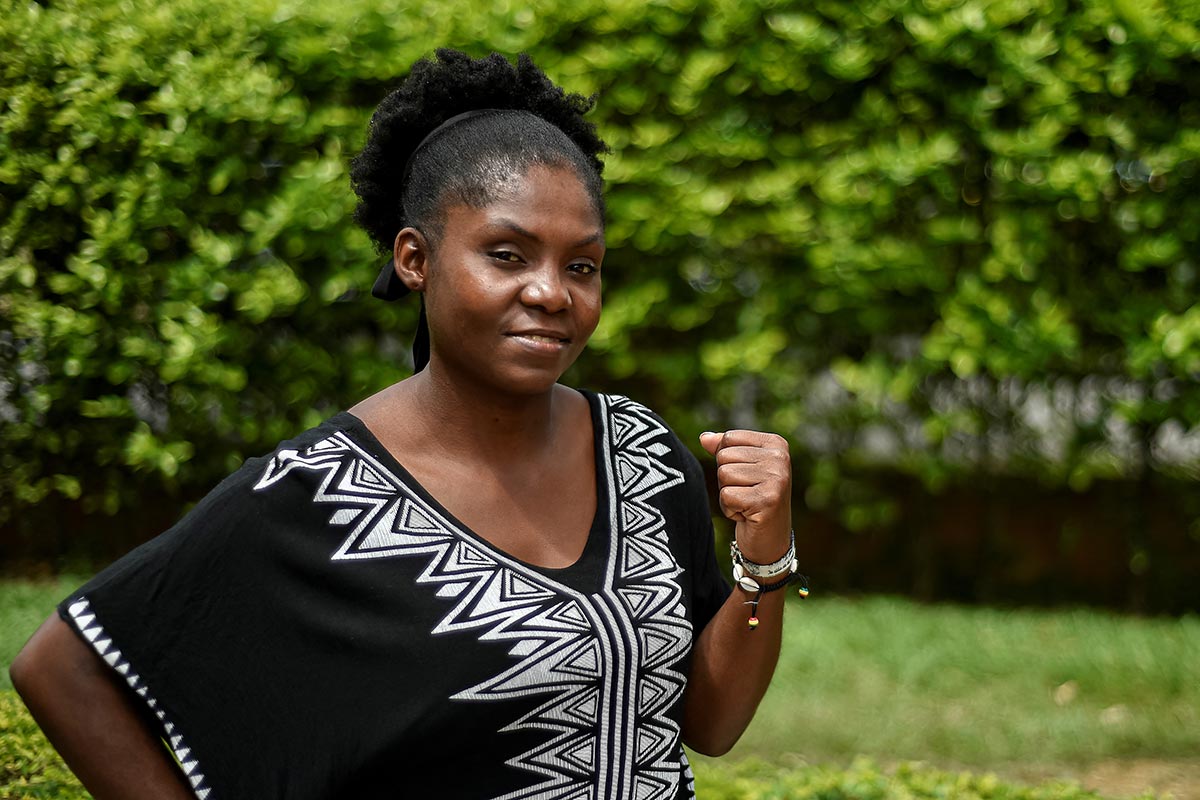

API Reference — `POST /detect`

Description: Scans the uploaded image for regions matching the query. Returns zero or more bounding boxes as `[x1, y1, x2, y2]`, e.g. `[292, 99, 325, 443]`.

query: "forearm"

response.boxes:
[689, 428, 795, 755]
[10, 614, 195, 800]
[681, 585, 787, 756]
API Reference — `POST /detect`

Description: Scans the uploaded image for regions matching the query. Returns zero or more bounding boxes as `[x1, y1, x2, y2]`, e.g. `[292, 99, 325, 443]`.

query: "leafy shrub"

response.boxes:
[0, 692, 89, 800]
[2, 0, 1198, 571]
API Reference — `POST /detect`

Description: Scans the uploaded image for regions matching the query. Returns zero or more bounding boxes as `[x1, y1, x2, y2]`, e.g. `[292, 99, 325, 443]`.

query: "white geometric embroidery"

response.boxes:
[253, 394, 694, 800]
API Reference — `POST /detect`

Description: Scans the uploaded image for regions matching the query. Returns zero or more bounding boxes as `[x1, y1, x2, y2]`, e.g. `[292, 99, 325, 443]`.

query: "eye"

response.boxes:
[569, 262, 599, 276]
[488, 250, 522, 263]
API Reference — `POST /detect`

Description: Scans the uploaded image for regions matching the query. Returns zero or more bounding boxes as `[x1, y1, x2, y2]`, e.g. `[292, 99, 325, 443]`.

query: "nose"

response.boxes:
[520, 265, 571, 313]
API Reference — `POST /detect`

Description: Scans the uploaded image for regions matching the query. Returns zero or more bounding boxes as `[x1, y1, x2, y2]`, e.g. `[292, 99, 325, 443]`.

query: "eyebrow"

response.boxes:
[488, 218, 605, 249]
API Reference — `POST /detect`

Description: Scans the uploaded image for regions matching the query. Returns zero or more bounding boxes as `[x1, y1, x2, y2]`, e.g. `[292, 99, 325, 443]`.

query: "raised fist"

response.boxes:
[699, 429, 792, 564]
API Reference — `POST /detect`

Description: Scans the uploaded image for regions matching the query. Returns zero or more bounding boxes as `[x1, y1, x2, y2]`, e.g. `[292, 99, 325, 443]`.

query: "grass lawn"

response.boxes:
[2, 578, 1196, 798]
[729, 594, 1200, 766]
[0, 576, 85, 692]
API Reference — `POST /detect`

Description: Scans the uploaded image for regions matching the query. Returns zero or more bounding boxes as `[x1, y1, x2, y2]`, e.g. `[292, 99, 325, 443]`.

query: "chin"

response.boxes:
[434, 352, 580, 399]
[498, 372, 568, 397]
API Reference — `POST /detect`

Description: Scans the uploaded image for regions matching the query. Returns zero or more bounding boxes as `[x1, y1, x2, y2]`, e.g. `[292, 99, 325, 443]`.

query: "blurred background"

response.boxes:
[1, 0, 1198, 796]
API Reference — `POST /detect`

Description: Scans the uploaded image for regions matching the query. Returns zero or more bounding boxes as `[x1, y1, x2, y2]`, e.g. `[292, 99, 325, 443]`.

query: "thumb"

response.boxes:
[698, 431, 723, 456]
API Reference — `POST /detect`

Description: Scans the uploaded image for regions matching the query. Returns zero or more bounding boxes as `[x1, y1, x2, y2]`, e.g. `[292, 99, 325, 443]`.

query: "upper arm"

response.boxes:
[11, 612, 197, 800]
[10, 611, 104, 704]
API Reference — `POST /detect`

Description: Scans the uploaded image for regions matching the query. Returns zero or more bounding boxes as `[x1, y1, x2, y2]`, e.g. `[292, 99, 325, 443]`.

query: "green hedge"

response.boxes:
[2, 0, 1198, 551]
[0, 691, 1161, 799]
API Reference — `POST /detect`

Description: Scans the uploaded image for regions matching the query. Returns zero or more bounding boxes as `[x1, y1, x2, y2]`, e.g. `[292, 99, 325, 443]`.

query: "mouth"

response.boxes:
[507, 332, 570, 344]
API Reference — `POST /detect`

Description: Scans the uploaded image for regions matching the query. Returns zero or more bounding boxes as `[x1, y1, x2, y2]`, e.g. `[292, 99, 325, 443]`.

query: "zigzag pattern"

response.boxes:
[251, 395, 696, 800]
[605, 396, 692, 797]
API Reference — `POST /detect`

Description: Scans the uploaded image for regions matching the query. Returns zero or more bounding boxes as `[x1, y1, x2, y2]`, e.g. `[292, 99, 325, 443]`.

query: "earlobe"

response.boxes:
[393, 227, 428, 292]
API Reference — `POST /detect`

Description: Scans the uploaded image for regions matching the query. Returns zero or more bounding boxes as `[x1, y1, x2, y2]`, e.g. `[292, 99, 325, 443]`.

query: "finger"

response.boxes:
[718, 485, 758, 520]
[713, 444, 788, 466]
[719, 479, 789, 509]
[716, 462, 784, 487]
[713, 430, 790, 451]
[699, 431, 723, 456]
[719, 485, 789, 525]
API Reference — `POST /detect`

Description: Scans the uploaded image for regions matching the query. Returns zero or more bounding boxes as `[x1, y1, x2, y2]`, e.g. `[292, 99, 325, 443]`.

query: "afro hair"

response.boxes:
[350, 49, 609, 253]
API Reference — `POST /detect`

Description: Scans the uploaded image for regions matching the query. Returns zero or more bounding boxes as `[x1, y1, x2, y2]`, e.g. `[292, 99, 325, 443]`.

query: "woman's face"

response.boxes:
[418, 163, 605, 397]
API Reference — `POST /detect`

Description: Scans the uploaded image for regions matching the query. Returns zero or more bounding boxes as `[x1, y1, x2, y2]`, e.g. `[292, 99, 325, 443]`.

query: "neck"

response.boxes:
[403, 368, 568, 462]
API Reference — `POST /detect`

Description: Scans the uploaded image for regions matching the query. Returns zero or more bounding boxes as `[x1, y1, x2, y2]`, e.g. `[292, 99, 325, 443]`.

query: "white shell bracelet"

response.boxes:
[730, 530, 797, 582]
[732, 559, 799, 593]
[730, 531, 809, 630]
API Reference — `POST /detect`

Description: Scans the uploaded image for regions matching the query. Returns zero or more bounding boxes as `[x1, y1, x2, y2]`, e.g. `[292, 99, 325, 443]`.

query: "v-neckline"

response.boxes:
[329, 389, 610, 583]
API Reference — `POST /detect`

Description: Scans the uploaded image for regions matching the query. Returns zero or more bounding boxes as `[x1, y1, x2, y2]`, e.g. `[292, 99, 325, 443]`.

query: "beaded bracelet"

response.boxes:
[742, 571, 810, 630]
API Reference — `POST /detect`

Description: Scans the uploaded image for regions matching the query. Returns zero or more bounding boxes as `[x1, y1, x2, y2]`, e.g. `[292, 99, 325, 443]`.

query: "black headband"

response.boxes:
[370, 108, 536, 372]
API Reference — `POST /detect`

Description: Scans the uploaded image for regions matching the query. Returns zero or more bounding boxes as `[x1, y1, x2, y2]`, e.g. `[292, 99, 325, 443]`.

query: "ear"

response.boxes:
[393, 227, 429, 293]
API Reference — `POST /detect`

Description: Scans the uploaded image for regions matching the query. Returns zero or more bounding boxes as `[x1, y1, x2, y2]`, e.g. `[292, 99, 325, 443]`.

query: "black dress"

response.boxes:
[60, 391, 731, 799]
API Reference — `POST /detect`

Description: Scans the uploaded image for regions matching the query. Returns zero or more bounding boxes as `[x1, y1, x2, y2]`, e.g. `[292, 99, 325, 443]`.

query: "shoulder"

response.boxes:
[587, 391, 683, 441]
[185, 413, 363, 518]
[245, 411, 381, 499]
[71, 414, 361, 596]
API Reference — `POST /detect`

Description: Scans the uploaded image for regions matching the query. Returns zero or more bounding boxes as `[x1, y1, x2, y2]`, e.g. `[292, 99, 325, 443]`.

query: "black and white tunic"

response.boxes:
[59, 391, 731, 799]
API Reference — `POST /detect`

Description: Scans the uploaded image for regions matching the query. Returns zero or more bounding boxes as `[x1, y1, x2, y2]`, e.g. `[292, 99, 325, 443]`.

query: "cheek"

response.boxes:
[577, 290, 603, 339]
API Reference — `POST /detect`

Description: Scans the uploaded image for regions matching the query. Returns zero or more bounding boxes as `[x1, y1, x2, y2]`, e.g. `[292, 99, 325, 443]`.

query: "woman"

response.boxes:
[11, 49, 800, 799]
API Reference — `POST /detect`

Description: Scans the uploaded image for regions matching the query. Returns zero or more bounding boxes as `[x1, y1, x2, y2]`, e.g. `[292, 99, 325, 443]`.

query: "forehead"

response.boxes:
[444, 164, 605, 243]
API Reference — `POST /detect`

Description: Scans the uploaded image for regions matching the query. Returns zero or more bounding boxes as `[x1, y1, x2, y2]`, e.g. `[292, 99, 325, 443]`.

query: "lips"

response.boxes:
[507, 329, 570, 344]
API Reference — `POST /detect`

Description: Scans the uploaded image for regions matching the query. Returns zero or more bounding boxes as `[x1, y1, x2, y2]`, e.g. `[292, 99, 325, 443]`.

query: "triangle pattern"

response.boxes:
[621, 455, 684, 501]
[310, 436, 347, 453]
[639, 624, 688, 670]
[634, 772, 671, 800]
[624, 583, 679, 621]
[618, 586, 654, 617]
[523, 601, 591, 632]
[464, 572, 552, 622]
[561, 687, 600, 726]
[553, 639, 602, 679]
[620, 537, 658, 579]
[350, 460, 393, 494]
[619, 537, 674, 581]
[450, 541, 496, 569]
[397, 499, 442, 533]
[636, 723, 671, 764]
[558, 735, 596, 773]
[620, 500, 661, 536]
[616, 456, 646, 494]
[503, 571, 556, 602]
[611, 412, 639, 448]
[638, 674, 676, 716]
